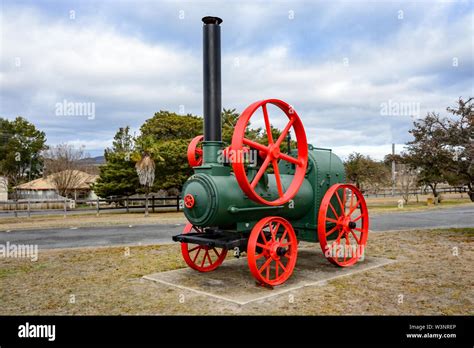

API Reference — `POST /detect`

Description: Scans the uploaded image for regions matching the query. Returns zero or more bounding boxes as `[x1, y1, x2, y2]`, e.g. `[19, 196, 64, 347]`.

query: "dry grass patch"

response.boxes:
[0, 228, 472, 315]
[0, 212, 187, 231]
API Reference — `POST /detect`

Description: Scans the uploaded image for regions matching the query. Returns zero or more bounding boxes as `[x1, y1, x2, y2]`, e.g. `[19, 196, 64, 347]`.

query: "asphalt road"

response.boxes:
[0, 205, 472, 250]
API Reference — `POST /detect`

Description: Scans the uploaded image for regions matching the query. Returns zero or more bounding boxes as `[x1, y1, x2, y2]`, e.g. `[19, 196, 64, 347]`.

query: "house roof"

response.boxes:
[15, 170, 98, 190]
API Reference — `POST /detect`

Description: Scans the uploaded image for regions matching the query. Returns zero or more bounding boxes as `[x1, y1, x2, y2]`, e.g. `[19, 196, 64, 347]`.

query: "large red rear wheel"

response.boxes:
[318, 184, 369, 267]
[247, 216, 298, 286]
[181, 223, 227, 272]
[231, 99, 308, 206]
[187, 135, 204, 167]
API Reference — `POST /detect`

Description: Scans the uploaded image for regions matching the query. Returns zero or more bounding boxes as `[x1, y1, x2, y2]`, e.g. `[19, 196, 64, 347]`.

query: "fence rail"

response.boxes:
[362, 186, 468, 198]
[0, 196, 182, 217]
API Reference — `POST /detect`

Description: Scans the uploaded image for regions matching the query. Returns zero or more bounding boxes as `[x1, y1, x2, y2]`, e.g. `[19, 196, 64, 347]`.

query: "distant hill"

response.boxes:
[79, 156, 105, 166]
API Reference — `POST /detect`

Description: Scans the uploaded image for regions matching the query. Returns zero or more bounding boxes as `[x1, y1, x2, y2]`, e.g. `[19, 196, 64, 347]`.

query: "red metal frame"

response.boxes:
[187, 135, 204, 167]
[231, 99, 308, 206]
[247, 216, 298, 286]
[180, 223, 228, 272]
[318, 184, 369, 267]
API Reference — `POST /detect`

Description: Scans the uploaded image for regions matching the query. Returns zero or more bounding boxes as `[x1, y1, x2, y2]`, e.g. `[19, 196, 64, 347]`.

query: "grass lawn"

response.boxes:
[0, 228, 472, 315]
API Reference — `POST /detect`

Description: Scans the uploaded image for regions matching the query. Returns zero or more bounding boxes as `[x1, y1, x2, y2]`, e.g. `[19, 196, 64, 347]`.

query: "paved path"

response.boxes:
[0, 205, 472, 250]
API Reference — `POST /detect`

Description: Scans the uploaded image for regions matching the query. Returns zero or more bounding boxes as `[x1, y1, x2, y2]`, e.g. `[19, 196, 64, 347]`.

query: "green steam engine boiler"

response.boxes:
[172, 16, 369, 287]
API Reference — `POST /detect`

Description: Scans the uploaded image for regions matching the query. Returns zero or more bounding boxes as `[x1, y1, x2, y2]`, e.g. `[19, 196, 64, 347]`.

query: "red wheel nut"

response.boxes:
[184, 194, 195, 208]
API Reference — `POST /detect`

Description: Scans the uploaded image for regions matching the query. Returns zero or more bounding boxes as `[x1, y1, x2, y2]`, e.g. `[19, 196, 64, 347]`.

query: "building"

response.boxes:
[14, 170, 99, 201]
[0, 176, 8, 201]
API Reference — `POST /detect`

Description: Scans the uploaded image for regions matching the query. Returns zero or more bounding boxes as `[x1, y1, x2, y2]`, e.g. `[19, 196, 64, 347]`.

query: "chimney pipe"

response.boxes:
[202, 16, 222, 142]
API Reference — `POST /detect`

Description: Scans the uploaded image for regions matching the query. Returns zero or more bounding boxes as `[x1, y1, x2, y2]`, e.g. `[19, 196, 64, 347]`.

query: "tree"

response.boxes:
[404, 110, 461, 199]
[135, 154, 155, 217]
[43, 144, 89, 198]
[396, 163, 419, 205]
[399, 97, 473, 202]
[0, 117, 47, 197]
[93, 127, 140, 198]
[140, 110, 202, 141]
[442, 97, 473, 201]
[344, 152, 390, 192]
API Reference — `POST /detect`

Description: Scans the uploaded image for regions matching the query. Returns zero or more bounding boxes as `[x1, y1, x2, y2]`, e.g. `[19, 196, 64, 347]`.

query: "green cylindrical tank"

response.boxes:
[182, 143, 345, 236]
[182, 172, 313, 227]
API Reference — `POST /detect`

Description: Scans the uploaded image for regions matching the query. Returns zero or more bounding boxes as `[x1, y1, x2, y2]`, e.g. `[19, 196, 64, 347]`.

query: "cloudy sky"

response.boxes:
[1, 0, 472, 159]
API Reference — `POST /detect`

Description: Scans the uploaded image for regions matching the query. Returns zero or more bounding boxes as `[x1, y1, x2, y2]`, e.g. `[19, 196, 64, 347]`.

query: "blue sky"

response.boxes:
[1, 0, 473, 159]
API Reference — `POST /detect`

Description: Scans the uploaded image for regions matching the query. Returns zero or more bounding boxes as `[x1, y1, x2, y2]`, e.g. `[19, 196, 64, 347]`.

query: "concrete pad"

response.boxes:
[143, 245, 395, 305]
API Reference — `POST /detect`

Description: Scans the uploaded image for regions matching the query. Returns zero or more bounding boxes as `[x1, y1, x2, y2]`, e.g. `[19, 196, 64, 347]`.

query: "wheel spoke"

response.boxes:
[328, 202, 339, 219]
[200, 250, 208, 267]
[326, 217, 339, 224]
[212, 247, 220, 257]
[279, 152, 300, 165]
[277, 259, 287, 272]
[350, 230, 361, 244]
[259, 257, 272, 274]
[195, 148, 203, 155]
[335, 190, 344, 214]
[206, 251, 213, 265]
[192, 247, 202, 263]
[343, 189, 347, 215]
[260, 230, 268, 244]
[272, 159, 284, 196]
[250, 155, 272, 189]
[243, 138, 269, 153]
[256, 242, 270, 250]
[354, 227, 365, 233]
[270, 222, 280, 241]
[352, 214, 363, 222]
[326, 225, 339, 237]
[262, 104, 274, 145]
[349, 191, 354, 211]
[280, 229, 288, 242]
[188, 245, 200, 253]
[348, 200, 361, 217]
[275, 117, 295, 148]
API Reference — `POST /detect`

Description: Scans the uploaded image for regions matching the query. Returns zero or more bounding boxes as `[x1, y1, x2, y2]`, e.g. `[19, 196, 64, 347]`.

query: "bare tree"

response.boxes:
[396, 163, 419, 205]
[43, 144, 88, 198]
[135, 153, 155, 217]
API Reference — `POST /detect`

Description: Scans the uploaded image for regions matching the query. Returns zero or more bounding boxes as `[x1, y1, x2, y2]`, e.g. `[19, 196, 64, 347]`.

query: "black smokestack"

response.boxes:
[202, 16, 222, 142]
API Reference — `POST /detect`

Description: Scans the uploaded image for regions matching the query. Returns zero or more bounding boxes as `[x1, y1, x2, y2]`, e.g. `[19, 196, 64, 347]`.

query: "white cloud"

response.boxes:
[0, 3, 471, 160]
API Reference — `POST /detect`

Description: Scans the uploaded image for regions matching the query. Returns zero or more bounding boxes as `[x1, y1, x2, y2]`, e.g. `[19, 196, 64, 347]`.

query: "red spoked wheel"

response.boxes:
[231, 99, 308, 206]
[318, 184, 369, 267]
[247, 216, 298, 286]
[181, 223, 227, 272]
[187, 135, 204, 167]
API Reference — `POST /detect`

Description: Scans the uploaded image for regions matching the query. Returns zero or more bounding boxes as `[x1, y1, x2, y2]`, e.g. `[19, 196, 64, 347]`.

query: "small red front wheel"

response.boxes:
[187, 135, 204, 167]
[247, 216, 298, 286]
[181, 223, 227, 272]
[318, 184, 369, 267]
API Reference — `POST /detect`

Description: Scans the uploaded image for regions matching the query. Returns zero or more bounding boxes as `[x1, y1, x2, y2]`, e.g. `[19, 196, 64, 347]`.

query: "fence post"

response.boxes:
[152, 195, 155, 213]
[14, 198, 18, 218]
[126, 197, 129, 213]
[96, 197, 100, 216]
[27, 200, 31, 218]
[63, 198, 67, 218]
[176, 196, 180, 211]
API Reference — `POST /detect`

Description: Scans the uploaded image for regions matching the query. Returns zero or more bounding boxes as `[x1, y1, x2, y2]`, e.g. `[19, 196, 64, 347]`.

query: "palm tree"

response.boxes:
[135, 153, 155, 217]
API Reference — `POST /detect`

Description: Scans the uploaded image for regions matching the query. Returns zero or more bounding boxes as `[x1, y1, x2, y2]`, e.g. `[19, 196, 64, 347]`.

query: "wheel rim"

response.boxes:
[181, 223, 227, 272]
[247, 216, 298, 286]
[187, 135, 204, 167]
[231, 99, 308, 206]
[318, 184, 369, 267]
